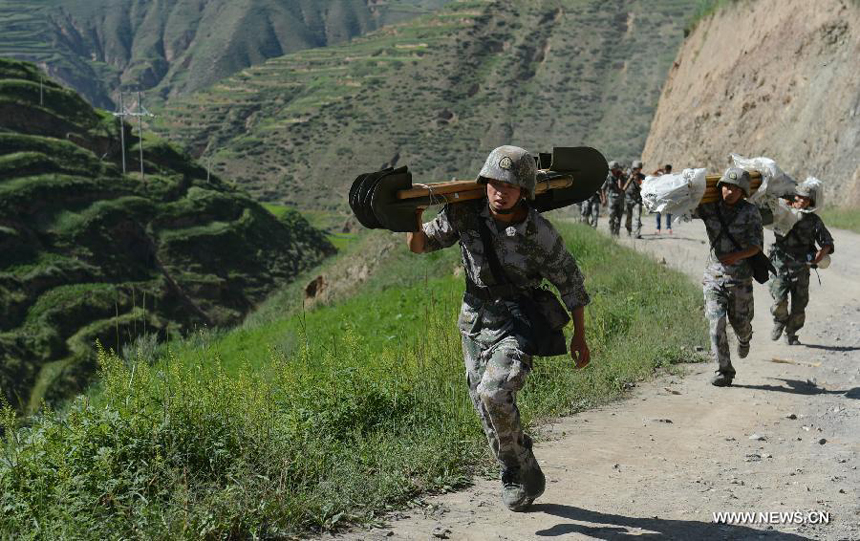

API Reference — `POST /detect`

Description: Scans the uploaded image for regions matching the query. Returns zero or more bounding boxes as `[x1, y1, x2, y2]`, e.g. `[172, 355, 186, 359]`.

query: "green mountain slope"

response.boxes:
[0, 0, 451, 108]
[153, 0, 699, 213]
[0, 57, 334, 411]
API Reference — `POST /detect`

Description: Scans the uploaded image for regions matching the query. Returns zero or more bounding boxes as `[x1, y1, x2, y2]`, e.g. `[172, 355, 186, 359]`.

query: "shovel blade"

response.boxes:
[532, 147, 607, 212]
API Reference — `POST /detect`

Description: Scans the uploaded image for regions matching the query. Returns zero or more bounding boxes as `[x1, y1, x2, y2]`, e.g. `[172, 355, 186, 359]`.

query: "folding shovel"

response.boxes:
[349, 146, 608, 232]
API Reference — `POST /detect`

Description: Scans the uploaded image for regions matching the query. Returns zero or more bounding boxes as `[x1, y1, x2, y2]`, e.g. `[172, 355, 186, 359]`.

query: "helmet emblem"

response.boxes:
[729, 172, 737, 180]
[499, 156, 513, 170]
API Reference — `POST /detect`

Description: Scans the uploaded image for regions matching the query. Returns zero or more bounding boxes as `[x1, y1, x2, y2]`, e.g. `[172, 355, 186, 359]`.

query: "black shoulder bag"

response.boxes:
[714, 205, 776, 284]
[475, 215, 569, 357]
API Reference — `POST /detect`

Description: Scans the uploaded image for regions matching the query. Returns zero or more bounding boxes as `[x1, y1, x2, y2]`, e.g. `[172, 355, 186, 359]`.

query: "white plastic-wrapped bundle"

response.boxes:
[641, 168, 707, 219]
[730, 153, 796, 202]
[766, 198, 803, 235]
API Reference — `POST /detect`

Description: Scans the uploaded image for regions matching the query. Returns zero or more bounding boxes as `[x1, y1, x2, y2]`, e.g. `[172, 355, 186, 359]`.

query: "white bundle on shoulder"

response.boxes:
[730, 153, 796, 202]
[768, 198, 803, 235]
[731, 153, 802, 234]
[641, 168, 707, 220]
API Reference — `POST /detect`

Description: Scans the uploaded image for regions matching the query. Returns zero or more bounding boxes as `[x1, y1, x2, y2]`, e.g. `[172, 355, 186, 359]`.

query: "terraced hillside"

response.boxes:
[154, 0, 699, 215]
[0, 58, 334, 411]
[0, 0, 451, 108]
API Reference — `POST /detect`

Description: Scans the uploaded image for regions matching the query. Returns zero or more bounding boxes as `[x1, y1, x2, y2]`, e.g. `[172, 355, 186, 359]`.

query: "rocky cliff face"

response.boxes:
[642, 0, 860, 205]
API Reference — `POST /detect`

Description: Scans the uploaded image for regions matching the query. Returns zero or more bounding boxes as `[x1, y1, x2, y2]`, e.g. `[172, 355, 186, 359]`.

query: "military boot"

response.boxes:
[500, 467, 531, 512]
[771, 323, 784, 341]
[785, 334, 800, 346]
[711, 369, 735, 387]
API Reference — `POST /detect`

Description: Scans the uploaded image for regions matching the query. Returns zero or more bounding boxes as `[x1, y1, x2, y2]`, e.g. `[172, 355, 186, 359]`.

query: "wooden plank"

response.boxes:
[397, 173, 573, 200]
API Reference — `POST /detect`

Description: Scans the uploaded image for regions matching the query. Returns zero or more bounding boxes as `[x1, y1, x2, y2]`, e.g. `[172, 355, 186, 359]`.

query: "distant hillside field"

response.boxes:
[642, 0, 860, 205]
[0, 0, 451, 108]
[153, 0, 700, 214]
[0, 58, 334, 411]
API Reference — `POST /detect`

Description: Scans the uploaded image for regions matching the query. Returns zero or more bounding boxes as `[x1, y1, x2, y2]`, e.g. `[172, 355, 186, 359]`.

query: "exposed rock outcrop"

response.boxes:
[642, 0, 860, 205]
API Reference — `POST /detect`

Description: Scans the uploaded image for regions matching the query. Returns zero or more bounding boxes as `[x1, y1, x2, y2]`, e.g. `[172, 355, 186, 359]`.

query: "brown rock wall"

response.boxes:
[642, 0, 860, 205]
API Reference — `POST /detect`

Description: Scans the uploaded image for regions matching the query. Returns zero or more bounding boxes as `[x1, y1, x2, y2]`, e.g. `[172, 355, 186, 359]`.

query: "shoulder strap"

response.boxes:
[714, 204, 743, 251]
[476, 210, 512, 286]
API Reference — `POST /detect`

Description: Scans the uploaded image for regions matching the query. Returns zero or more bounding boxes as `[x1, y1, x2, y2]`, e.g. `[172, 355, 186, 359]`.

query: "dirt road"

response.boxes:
[338, 217, 860, 540]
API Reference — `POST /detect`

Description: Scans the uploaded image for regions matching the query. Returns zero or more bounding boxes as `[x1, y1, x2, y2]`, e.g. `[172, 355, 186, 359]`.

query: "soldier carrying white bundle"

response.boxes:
[764, 178, 835, 345]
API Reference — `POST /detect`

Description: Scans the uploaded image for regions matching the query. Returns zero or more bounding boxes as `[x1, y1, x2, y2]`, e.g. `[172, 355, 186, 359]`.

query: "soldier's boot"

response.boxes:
[737, 340, 750, 359]
[785, 334, 800, 345]
[500, 467, 531, 512]
[711, 368, 735, 387]
[521, 436, 545, 501]
[771, 323, 784, 341]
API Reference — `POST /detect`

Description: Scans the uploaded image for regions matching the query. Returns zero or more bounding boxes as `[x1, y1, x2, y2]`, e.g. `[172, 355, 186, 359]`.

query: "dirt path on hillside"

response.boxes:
[335, 217, 860, 541]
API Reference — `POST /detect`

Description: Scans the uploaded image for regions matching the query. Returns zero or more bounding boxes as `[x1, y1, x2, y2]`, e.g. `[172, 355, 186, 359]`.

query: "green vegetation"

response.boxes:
[821, 206, 860, 234]
[685, 0, 741, 35]
[0, 0, 453, 108]
[0, 57, 334, 411]
[0, 222, 708, 538]
[154, 0, 701, 214]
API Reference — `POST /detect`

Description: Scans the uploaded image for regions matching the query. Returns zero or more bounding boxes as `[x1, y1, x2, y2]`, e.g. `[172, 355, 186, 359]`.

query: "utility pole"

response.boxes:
[113, 86, 154, 183]
[137, 89, 145, 183]
[118, 92, 126, 174]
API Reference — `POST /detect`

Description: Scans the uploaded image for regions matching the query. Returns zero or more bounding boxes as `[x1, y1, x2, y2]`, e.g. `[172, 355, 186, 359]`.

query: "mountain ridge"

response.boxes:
[0, 0, 451, 108]
[153, 0, 701, 217]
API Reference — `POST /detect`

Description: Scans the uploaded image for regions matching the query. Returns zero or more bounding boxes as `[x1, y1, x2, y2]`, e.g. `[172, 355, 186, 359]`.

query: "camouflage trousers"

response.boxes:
[703, 279, 754, 375]
[580, 199, 600, 228]
[607, 196, 624, 236]
[769, 267, 810, 338]
[624, 201, 642, 237]
[463, 334, 534, 469]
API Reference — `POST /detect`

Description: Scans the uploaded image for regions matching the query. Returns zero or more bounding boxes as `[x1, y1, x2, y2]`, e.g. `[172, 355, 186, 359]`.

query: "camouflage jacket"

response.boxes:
[696, 200, 763, 282]
[769, 212, 834, 272]
[423, 199, 590, 339]
[603, 173, 626, 199]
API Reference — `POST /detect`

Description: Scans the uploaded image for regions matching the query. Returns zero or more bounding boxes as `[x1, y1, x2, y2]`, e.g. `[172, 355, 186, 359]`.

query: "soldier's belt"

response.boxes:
[349, 147, 608, 232]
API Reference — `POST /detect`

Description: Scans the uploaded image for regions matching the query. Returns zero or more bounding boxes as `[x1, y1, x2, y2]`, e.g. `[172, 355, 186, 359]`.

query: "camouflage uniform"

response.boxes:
[624, 172, 644, 238]
[423, 198, 590, 472]
[697, 200, 763, 378]
[769, 213, 834, 341]
[603, 172, 626, 236]
[580, 193, 600, 228]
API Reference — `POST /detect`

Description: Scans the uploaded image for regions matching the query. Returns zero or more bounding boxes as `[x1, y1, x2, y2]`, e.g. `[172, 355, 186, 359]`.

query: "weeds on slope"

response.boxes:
[0, 223, 707, 539]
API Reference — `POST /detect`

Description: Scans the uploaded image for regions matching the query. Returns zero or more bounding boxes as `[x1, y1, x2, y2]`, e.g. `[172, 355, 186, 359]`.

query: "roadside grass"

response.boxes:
[820, 206, 860, 234]
[0, 222, 707, 538]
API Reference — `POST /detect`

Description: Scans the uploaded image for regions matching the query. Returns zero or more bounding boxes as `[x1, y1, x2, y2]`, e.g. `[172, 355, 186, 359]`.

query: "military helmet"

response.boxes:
[717, 167, 751, 197]
[477, 145, 537, 199]
[795, 181, 817, 205]
[631, 160, 643, 169]
[608, 160, 620, 170]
